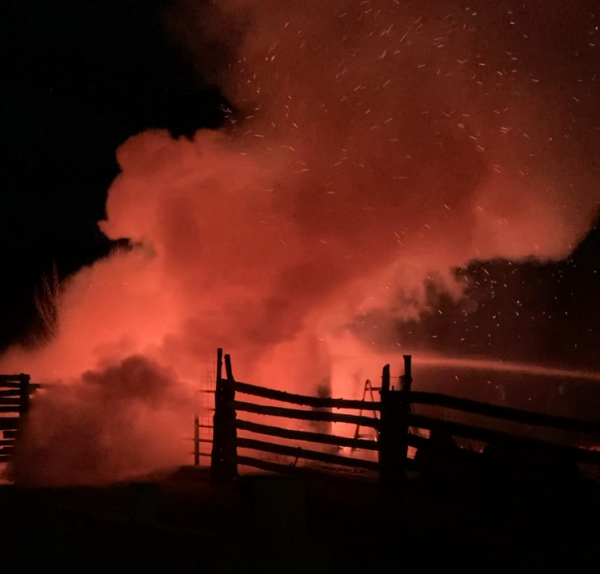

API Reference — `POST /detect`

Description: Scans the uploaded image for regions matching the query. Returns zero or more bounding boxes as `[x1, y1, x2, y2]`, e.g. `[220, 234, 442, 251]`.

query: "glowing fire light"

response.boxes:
[2, 0, 599, 485]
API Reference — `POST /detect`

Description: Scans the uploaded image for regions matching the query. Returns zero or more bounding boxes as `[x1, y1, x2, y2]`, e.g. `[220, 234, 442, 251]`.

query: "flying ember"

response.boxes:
[2, 0, 599, 485]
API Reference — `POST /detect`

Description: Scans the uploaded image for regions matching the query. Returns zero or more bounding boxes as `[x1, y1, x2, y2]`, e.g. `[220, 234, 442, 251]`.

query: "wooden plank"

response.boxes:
[0, 455, 11, 463]
[0, 440, 15, 448]
[0, 375, 21, 382]
[235, 418, 380, 451]
[0, 418, 19, 431]
[0, 407, 20, 414]
[0, 399, 22, 406]
[408, 391, 600, 437]
[2, 430, 17, 439]
[408, 414, 600, 464]
[232, 381, 380, 411]
[231, 400, 380, 429]
[235, 438, 380, 472]
[236, 419, 426, 452]
[0, 381, 40, 391]
[210, 348, 225, 485]
[0, 382, 22, 389]
[0, 390, 20, 398]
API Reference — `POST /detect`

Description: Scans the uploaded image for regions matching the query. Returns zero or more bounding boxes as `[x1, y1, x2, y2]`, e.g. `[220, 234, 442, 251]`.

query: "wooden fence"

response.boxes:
[205, 349, 600, 490]
[0, 374, 39, 464]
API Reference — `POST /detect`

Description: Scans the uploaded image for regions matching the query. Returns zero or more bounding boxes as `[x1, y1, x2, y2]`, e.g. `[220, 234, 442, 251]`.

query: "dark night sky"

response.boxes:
[1, 1, 599, 369]
[0, 0, 227, 349]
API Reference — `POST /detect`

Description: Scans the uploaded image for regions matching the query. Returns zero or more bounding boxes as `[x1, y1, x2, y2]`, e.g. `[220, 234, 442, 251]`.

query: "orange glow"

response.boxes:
[4, 0, 599, 484]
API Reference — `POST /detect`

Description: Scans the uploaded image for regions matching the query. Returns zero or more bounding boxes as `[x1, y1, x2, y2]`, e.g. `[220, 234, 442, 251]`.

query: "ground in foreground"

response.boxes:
[0, 467, 598, 573]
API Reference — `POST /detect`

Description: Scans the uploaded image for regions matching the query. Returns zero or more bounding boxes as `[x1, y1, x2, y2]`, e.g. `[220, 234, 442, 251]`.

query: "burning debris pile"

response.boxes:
[2, 0, 599, 484]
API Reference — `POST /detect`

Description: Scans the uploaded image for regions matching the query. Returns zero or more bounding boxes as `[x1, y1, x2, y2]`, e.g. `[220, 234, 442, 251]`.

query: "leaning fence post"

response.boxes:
[210, 348, 225, 484]
[222, 354, 238, 481]
[377, 364, 389, 473]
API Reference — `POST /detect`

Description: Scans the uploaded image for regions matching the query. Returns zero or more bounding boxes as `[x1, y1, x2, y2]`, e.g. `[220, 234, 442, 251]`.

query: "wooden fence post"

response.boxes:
[378, 359, 413, 507]
[222, 354, 238, 481]
[210, 348, 225, 484]
[381, 364, 390, 393]
[398, 355, 413, 482]
[210, 349, 238, 484]
[378, 364, 389, 471]
[378, 365, 403, 499]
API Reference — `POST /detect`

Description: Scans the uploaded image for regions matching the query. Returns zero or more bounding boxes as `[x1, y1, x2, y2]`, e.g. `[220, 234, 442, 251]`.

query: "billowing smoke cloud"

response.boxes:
[10, 356, 193, 486]
[2, 0, 598, 483]
[164, 0, 600, 323]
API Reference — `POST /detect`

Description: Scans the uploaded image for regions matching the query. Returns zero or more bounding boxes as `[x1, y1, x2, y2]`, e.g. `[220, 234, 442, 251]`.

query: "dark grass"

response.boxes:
[0, 466, 599, 573]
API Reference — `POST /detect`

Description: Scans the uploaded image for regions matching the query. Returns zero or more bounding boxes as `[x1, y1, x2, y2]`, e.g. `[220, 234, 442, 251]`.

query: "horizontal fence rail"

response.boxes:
[0, 373, 38, 467]
[0, 390, 24, 398]
[408, 391, 600, 437]
[230, 400, 380, 429]
[0, 418, 20, 431]
[206, 350, 600, 491]
[235, 437, 380, 472]
[235, 419, 379, 451]
[233, 380, 380, 411]
[0, 381, 41, 390]
[408, 414, 600, 464]
[0, 399, 22, 406]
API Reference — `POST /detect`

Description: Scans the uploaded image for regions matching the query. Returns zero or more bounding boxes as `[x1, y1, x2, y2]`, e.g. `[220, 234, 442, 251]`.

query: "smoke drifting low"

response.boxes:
[3, 0, 599, 483]
[10, 356, 193, 486]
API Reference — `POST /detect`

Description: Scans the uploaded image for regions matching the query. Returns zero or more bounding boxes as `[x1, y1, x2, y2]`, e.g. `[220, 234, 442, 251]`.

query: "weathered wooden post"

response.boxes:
[210, 348, 225, 484]
[210, 349, 238, 484]
[378, 365, 401, 492]
[378, 365, 391, 477]
[378, 360, 411, 509]
[398, 355, 413, 482]
[222, 354, 238, 481]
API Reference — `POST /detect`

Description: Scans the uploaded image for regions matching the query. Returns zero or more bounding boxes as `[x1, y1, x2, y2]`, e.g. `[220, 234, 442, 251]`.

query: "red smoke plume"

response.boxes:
[3, 0, 599, 484]
[10, 356, 193, 486]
